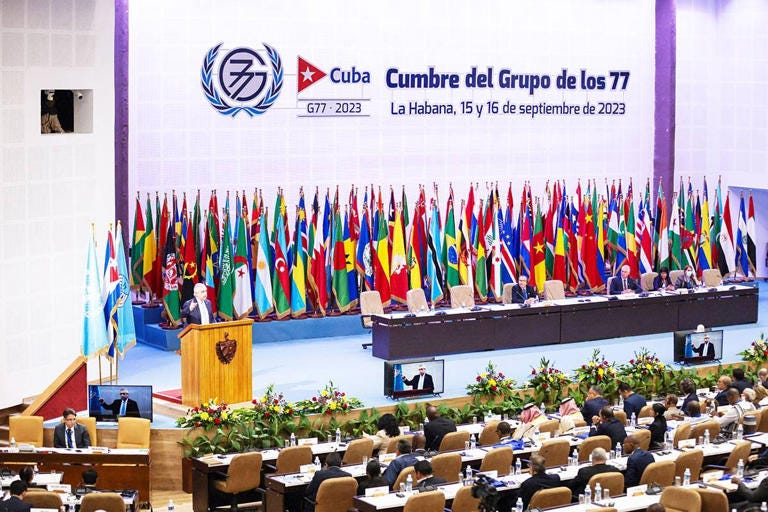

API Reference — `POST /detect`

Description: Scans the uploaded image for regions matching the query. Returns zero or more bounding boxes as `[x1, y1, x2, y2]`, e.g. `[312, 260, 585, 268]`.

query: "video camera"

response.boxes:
[471, 474, 500, 512]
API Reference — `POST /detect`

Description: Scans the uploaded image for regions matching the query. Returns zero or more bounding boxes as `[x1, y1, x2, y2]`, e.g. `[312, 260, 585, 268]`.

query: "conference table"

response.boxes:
[370, 285, 758, 359]
[0, 447, 150, 505]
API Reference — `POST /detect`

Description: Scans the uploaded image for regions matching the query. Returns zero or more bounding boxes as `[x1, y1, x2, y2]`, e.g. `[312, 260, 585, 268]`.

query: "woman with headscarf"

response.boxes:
[647, 403, 668, 449]
[557, 397, 583, 435]
[513, 403, 547, 440]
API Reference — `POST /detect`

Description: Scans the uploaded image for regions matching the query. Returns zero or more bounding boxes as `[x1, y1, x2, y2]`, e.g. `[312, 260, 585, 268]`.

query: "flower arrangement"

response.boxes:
[175, 398, 238, 430]
[466, 361, 517, 397]
[619, 348, 668, 379]
[295, 381, 365, 415]
[526, 357, 571, 405]
[251, 384, 296, 422]
[573, 349, 618, 384]
[740, 333, 768, 363]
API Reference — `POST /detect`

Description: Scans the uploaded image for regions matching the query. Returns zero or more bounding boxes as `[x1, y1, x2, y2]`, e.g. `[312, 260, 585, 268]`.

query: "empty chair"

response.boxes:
[672, 422, 691, 448]
[77, 416, 98, 447]
[578, 435, 611, 462]
[640, 272, 658, 291]
[690, 420, 720, 443]
[23, 491, 63, 509]
[537, 438, 570, 467]
[712, 440, 751, 474]
[478, 420, 500, 446]
[360, 290, 384, 328]
[695, 487, 729, 512]
[759, 408, 768, 433]
[430, 453, 461, 482]
[384, 434, 414, 454]
[605, 276, 616, 295]
[116, 417, 150, 448]
[450, 285, 475, 308]
[275, 445, 313, 473]
[403, 490, 445, 512]
[393, 466, 417, 491]
[528, 487, 572, 509]
[312, 476, 357, 512]
[542, 280, 565, 300]
[637, 405, 654, 418]
[438, 431, 470, 452]
[660, 486, 701, 512]
[8, 416, 44, 447]
[588, 472, 624, 498]
[406, 288, 429, 313]
[537, 419, 560, 437]
[702, 269, 723, 287]
[614, 411, 627, 426]
[640, 460, 676, 487]
[80, 492, 126, 512]
[450, 485, 481, 512]
[211, 451, 264, 510]
[341, 437, 373, 465]
[674, 449, 704, 482]
[479, 447, 514, 476]
[501, 283, 515, 305]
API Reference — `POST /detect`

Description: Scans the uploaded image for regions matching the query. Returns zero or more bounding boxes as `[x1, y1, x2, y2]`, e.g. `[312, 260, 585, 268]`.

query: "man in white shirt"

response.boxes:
[714, 388, 755, 431]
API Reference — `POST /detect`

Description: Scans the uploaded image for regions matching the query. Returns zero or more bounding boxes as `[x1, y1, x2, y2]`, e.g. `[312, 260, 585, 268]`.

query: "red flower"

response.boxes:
[531, 369, 537, 375]
[490, 385, 497, 391]
[273, 399, 279, 405]
[476, 376, 482, 382]
[264, 412, 271, 418]
[251, 399, 257, 404]
[629, 359, 635, 364]
[342, 403, 348, 409]
[195, 422, 200, 427]
[325, 410, 332, 415]
[542, 382, 549, 389]
[221, 404, 227, 410]
[208, 408, 214, 414]
[214, 418, 221, 425]
[499, 373, 504, 378]
[341, 392, 345, 397]
[312, 397, 317, 402]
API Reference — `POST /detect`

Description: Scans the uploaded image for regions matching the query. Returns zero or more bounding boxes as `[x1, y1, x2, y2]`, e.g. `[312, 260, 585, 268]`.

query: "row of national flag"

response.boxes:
[82, 222, 137, 358]
[129, 177, 757, 321]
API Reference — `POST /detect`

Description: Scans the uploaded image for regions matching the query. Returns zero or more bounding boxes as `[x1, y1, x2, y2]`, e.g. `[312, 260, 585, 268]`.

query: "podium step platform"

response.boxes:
[142, 323, 182, 351]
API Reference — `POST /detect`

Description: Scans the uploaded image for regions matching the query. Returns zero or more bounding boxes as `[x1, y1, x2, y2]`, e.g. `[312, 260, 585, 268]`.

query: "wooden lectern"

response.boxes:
[177, 319, 253, 407]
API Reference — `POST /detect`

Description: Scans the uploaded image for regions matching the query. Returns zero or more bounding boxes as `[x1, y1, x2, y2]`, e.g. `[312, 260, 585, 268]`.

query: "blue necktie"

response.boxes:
[522, 288, 527, 299]
[66, 428, 73, 448]
[119, 400, 127, 416]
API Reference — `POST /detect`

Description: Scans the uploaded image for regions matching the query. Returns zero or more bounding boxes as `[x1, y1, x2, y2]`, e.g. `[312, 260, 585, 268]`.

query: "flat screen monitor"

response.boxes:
[87, 384, 153, 422]
[384, 358, 444, 398]
[673, 329, 723, 364]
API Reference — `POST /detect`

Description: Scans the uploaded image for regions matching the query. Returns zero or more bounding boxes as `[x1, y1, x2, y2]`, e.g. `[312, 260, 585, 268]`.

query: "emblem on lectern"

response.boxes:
[216, 332, 237, 364]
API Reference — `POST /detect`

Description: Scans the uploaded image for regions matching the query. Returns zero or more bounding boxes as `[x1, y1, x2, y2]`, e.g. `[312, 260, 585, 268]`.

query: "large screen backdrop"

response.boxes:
[128, 0, 654, 213]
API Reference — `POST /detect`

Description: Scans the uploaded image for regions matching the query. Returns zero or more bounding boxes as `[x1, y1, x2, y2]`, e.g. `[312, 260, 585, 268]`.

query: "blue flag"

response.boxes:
[82, 232, 109, 358]
[114, 224, 137, 358]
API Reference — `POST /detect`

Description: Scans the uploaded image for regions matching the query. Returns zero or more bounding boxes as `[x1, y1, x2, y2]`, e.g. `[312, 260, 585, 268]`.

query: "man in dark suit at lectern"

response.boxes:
[181, 283, 215, 325]
[510, 275, 538, 305]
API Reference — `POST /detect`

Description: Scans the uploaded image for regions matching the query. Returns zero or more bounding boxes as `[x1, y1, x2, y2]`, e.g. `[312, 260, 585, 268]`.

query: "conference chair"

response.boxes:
[703, 440, 751, 475]
[360, 290, 384, 349]
[450, 485, 481, 512]
[403, 490, 445, 512]
[758, 408, 768, 433]
[659, 486, 701, 512]
[479, 446, 514, 476]
[438, 431, 470, 452]
[640, 271, 658, 291]
[537, 438, 570, 467]
[694, 487, 729, 512]
[450, 285, 475, 308]
[80, 492, 126, 512]
[23, 491, 62, 509]
[116, 417, 150, 448]
[578, 435, 611, 462]
[542, 280, 565, 300]
[273, 445, 312, 473]
[341, 437, 374, 465]
[406, 288, 429, 313]
[501, 283, 515, 305]
[690, 420, 720, 443]
[211, 451, 264, 511]
[77, 416, 98, 446]
[537, 419, 560, 437]
[626, 428, 651, 452]
[614, 410, 627, 426]
[639, 460, 676, 487]
[307, 476, 357, 512]
[605, 276, 616, 295]
[669, 270, 684, 285]
[672, 422, 691, 448]
[588, 472, 624, 498]
[393, 466, 417, 491]
[674, 448, 704, 482]
[478, 420, 500, 446]
[430, 452, 462, 482]
[528, 487, 572, 509]
[637, 405, 654, 419]
[8, 415, 44, 447]
[702, 269, 723, 287]
[384, 434, 414, 454]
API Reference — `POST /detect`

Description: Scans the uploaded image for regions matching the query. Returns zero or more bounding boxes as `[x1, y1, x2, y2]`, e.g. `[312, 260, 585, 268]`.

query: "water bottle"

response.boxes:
[470, 434, 477, 450]
[465, 465, 472, 484]
[615, 442, 622, 459]
[290, 432, 296, 447]
[459, 471, 465, 485]
[405, 473, 413, 492]
[760, 502, 767, 512]
[314, 456, 321, 470]
[736, 424, 744, 440]
[704, 429, 710, 446]
[515, 497, 524, 512]
[33, 465, 39, 475]
[630, 413, 636, 427]
[515, 458, 522, 475]
[573, 449, 579, 465]
[584, 485, 592, 505]
[683, 467, 691, 486]
[666, 430, 673, 450]
[335, 427, 341, 443]
[168, 500, 174, 512]
[618, 395, 624, 408]
[594, 483, 602, 502]
[540, 402, 546, 413]
[737, 459, 744, 478]
[9, 437, 15, 449]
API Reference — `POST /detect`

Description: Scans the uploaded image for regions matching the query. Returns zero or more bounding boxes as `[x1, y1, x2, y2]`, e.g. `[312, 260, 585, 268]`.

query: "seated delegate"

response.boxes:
[652, 266, 675, 291]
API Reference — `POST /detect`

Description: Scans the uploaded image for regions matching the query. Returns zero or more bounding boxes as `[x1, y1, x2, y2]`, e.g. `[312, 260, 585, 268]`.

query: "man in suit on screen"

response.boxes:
[99, 388, 140, 418]
[608, 264, 640, 295]
[694, 334, 716, 358]
[181, 283, 214, 325]
[510, 275, 538, 305]
[53, 408, 91, 448]
[402, 364, 434, 391]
